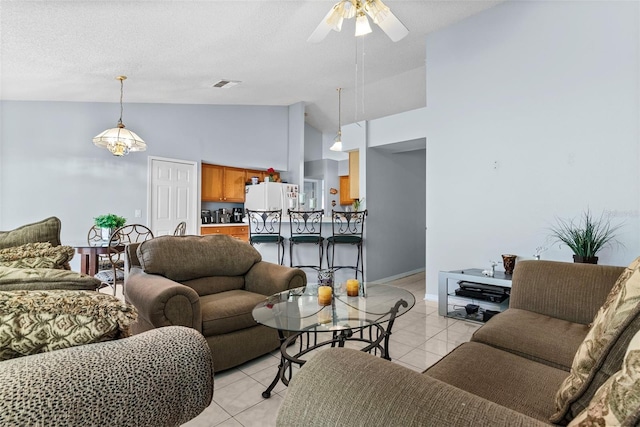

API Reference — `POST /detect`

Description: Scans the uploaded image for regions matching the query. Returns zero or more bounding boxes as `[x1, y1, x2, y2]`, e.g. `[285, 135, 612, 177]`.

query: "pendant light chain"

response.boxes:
[118, 77, 124, 127]
[353, 36, 366, 123]
[361, 35, 365, 119]
[338, 87, 342, 130]
[354, 38, 358, 123]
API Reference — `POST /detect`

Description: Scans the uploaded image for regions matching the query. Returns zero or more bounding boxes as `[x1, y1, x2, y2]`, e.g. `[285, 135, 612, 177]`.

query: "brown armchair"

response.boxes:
[124, 234, 307, 372]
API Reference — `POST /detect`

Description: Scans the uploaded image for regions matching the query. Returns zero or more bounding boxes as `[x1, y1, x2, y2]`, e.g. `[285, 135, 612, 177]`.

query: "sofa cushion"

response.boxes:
[0, 290, 137, 361]
[551, 256, 640, 423]
[472, 308, 590, 370]
[0, 217, 62, 249]
[137, 235, 261, 282]
[200, 289, 266, 336]
[568, 328, 640, 426]
[0, 242, 75, 270]
[183, 276, 246, 296]
[0, 266, 101, 291]
[425, 341, 569, 422]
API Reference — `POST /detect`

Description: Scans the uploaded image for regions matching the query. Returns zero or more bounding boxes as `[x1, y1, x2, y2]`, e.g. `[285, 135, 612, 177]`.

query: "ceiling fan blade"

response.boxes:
[308, 4, 342, 43]
[308, 18, 333, 43]
[376, 10, 409, 42]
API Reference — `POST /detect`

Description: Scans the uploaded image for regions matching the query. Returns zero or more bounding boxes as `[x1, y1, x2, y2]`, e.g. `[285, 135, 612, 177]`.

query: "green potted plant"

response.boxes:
[549, 209, 622, 264]
[94, 214, 127, 241]
[352, 197, 365, 212]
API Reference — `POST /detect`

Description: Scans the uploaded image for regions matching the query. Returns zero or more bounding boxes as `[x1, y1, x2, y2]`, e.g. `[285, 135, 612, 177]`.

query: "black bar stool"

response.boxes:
[246, 209, 285, 265]
[326, 209, 367, 280]
[288, 209, 324, 271]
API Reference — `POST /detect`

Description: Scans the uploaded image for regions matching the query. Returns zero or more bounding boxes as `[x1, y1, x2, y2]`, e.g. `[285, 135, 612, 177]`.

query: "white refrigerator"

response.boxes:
[245, 182, 299, 212]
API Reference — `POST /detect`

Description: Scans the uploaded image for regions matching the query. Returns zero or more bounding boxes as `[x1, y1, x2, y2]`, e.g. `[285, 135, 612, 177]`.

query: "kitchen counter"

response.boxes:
[241, 215, 334, 224]
[201, 223, 246, 227]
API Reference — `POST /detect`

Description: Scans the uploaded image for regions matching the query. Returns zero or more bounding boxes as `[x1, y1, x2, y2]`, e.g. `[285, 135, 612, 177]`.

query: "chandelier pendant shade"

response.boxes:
[308, 0, 408, 43]
[93, 76, 146, 157]
[330, 88, 343, 152]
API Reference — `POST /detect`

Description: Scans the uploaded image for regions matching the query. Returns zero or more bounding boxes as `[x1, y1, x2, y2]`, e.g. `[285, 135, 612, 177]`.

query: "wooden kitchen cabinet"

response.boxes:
[201, 163, 224, 201]
[339, 175, 355, 206]
[228, 225, 249, 242]
[200, 225, 249, 242]
[348, 151, 359, 199]
[223, 167, 247, 202]
[201, 163, 246, 202]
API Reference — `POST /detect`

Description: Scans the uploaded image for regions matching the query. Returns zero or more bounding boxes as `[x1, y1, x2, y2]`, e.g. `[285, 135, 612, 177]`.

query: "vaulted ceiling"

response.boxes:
[0, 1, 503, 133]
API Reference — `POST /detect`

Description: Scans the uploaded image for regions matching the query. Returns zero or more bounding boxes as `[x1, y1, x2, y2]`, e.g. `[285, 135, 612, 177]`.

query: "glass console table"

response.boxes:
[252, 283, 415, 398]
[438, 268, 512, 322]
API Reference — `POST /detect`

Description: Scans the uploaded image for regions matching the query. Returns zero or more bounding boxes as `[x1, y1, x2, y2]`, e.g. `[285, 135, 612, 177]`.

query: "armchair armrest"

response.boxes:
[510, 260, 624, 324]
[125, 268, 202, 331]
[277, 348, 547, 427]
[245, 261, 306, 296]
[0, 326, 213, 427]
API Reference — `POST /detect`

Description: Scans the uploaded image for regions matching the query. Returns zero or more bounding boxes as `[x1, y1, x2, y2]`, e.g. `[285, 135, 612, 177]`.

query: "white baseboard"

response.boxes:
[368, 268, 425, 285]
[424, 293, 438, 302]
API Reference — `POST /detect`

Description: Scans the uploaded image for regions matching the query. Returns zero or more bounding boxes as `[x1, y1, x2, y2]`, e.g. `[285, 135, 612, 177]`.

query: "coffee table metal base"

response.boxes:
[261, 298, 408, 398]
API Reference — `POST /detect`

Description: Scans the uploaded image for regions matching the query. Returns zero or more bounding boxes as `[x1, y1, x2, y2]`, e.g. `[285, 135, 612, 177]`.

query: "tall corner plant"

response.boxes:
[549, 209, 622, 264]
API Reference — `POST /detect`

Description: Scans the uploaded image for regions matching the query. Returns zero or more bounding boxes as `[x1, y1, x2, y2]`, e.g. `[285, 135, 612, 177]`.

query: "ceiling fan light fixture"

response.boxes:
[364, 0, 390, 24]
[308, 0, 408, 42]
[93, 76, 146, 156]
[355, 12, 372, 37]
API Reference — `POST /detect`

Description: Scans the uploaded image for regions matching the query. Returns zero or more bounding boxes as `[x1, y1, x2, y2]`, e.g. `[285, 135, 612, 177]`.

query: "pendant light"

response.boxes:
[330, 88, 343, 151]
[93, 76, 146, 156]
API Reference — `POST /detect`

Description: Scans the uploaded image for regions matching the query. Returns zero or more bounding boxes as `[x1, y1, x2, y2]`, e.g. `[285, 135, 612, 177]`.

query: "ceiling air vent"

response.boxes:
[211, 79, 241, 89]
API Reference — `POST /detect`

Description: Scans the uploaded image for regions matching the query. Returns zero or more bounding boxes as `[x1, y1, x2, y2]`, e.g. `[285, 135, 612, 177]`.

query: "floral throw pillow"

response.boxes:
[568, 328, 640, 426]
[0, 242, 75, 269]
[0, 290, 137, 361]
[551, 256, 640, 423]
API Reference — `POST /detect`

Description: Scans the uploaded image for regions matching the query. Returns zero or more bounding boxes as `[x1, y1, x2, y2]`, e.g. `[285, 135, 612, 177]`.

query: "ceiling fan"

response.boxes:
[308, 0, 409, 43]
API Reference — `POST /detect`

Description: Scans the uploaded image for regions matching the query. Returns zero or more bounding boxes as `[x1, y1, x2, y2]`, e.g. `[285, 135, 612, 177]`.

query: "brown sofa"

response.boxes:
[0, 216, 101, 290]
[125, 234, 307, 372]
[277, 260, 638, 426]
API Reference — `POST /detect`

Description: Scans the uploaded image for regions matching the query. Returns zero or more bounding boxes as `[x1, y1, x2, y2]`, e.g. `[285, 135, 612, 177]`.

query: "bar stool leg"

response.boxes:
[289, 240, 294, 267]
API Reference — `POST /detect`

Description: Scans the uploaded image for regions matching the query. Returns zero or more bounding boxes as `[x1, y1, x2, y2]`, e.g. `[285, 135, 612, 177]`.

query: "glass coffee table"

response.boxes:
[252, 283, 415, 398]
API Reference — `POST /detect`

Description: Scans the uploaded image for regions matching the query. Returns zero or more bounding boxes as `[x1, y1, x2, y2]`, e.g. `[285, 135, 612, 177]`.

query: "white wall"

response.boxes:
[304, 123, 323, 162]
[0, 100, 292, 267]
[286, 102, 305, 186]
[424, 1, 640, 298]
[368, 107, 427, 148]
[366, 147, 426, 281]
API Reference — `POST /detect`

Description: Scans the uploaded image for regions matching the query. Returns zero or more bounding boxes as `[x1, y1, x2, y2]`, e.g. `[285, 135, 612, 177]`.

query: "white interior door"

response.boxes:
[148, 157, 198, 236]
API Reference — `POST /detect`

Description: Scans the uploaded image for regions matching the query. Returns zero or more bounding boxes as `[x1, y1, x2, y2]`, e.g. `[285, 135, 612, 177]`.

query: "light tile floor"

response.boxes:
[177, 271, 480, 427]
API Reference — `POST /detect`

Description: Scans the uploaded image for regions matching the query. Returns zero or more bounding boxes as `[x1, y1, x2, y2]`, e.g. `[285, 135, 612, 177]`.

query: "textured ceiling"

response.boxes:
[0, 1, 503, 133]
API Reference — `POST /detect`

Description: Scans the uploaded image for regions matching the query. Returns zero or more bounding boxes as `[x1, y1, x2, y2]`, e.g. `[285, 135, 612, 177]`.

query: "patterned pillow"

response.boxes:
[552, 257, 640, 423]
[0, 217, 61, 249]
[0, 290, 137, 361]
[568, 328, 640, 426]
[0, 243, 75, 270]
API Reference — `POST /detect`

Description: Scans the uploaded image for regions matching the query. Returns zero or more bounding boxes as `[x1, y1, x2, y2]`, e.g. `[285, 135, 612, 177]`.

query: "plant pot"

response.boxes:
[573, 255, 598, 264]
[101, 227, 113, 241]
